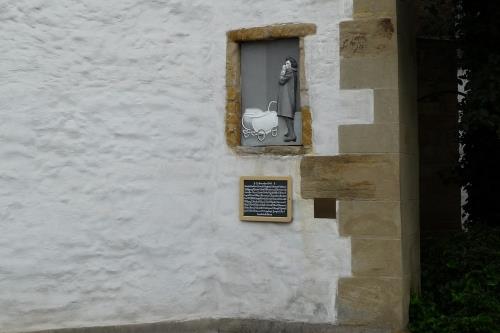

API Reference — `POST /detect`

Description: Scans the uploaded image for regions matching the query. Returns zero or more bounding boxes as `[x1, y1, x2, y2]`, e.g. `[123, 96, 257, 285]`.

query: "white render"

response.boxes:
[0, 1, 373, 332]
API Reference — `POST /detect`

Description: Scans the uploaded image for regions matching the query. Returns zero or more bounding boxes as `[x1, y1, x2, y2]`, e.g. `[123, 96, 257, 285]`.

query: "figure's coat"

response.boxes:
[277, 68, 297, 119]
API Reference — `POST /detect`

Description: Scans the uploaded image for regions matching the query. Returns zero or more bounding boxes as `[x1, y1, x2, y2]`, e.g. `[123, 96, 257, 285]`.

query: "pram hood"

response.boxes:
[243, 108, 268, 118]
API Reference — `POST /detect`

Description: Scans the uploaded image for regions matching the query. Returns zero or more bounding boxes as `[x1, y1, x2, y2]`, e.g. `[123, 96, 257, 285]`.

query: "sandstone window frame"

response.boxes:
[225, 23, 316, 155]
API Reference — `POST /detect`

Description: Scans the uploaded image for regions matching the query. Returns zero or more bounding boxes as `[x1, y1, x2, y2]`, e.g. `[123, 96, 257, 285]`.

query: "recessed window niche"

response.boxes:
[241, 39, 301, 146]
[225, 23, 316, 154]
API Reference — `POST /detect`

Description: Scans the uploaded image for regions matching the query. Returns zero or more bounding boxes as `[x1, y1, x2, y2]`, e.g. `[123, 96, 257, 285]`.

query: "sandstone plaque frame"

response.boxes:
[239, 176, 292, 223]
[226, 23, 316, 155]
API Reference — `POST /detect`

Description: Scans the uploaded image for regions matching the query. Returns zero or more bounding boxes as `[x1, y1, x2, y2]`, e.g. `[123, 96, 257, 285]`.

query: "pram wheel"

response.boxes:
[271, 127, 278, 137]
[257, 129, 266, 142]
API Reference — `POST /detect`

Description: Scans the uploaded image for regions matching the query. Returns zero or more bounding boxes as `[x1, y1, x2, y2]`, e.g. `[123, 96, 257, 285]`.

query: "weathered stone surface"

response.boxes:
[373, 89, 399, 123]
[402, 233, 421, 292]
[353, 0, 396, 18]
[226, 86, 240, 102]
[299, 38, 310, 105]
[401, 274, 412, 328]
[337, 277, 404, 327]
[302, 106, 313, 147]
[300, 155, 399, 200]
[338, 122, 415, 156]
[225, 101, 242, 147]
[227, 23, 317, 42]
[225, 41, 240, 87]
[338, 201, 401, 237]
[334, 1, 419, 331]
[19, 319, 392, 333]
[400, 200, 419, 237]
[0, 3, 360, 331]
[340, 19, 396, 58]
[225, 39, 241, 148]
[351, 239, 402, 277]
[399, 124, 418, 155]
[340, 56, 397, 90]
[339, 124, 399, 153]
[400, 154, 419, 201]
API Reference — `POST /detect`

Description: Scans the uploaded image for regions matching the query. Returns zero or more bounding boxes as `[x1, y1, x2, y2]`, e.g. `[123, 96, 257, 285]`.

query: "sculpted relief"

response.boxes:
[240, 39, 301, 146]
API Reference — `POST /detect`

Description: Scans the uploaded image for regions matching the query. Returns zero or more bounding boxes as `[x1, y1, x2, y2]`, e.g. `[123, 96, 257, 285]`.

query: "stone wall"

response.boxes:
[301, 0, 420, 331]
[1, 1, 419, 332]
[0, 1, 373, 332]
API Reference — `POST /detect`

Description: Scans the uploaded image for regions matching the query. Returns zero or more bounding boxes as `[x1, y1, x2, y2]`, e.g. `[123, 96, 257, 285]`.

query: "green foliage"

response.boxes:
[409, 227, 500, 333]
[456, 1, 500, 226]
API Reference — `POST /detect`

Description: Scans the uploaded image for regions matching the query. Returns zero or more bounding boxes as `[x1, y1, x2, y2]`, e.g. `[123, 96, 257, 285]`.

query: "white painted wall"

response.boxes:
[0, 1, 373, 332]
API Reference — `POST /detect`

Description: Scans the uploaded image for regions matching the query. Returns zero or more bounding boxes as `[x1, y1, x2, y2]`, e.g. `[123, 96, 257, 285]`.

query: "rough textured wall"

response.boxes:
[0, 1, 372, 332]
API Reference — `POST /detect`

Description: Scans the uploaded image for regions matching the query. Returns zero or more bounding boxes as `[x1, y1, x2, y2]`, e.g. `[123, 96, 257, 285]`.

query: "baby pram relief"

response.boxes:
[242, 101, 279, 142]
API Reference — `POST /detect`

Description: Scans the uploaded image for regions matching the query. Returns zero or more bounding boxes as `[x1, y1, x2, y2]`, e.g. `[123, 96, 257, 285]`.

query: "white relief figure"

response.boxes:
[241, 101, 279, 142]
[277, 56, 298, 142]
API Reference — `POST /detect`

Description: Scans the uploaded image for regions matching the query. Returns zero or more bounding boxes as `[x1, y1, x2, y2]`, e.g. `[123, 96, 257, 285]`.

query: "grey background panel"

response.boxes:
[240, 38, 301, 146]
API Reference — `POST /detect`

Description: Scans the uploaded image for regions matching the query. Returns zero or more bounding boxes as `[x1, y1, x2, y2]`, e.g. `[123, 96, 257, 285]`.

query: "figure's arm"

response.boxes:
[280, 65, 286, 76]
[279, 69, 292, 85]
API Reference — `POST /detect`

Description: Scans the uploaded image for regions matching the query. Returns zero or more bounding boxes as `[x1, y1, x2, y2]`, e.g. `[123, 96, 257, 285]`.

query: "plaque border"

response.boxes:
[239, 176, 292, 223]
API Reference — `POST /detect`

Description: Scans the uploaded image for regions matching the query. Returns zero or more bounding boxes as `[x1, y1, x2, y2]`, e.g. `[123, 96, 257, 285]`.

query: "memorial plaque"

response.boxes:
[239, 176, 292, 223]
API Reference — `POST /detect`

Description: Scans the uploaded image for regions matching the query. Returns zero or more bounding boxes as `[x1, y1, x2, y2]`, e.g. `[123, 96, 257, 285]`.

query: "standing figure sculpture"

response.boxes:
[277, 56, 298, 142]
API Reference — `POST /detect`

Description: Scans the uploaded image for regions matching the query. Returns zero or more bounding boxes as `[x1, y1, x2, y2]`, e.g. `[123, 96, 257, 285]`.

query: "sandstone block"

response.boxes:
[400, 200, 419, 237]
[300, 155, 400, 200]
[351, 238, 402, 277]
[353, 0, 396, 18]
[340, 18, 396, 58]
[373, 89, 399, 123]
[339, 124, 399, 153]
[338, 201, 401, 237]
[400, 153, 419, 201]
[340, 56, 397, 90]
[402, 233, 421, 292]
[301, 106, 313, 147]
[337, 277, 404, 327]
[227, 23, 316, 42]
